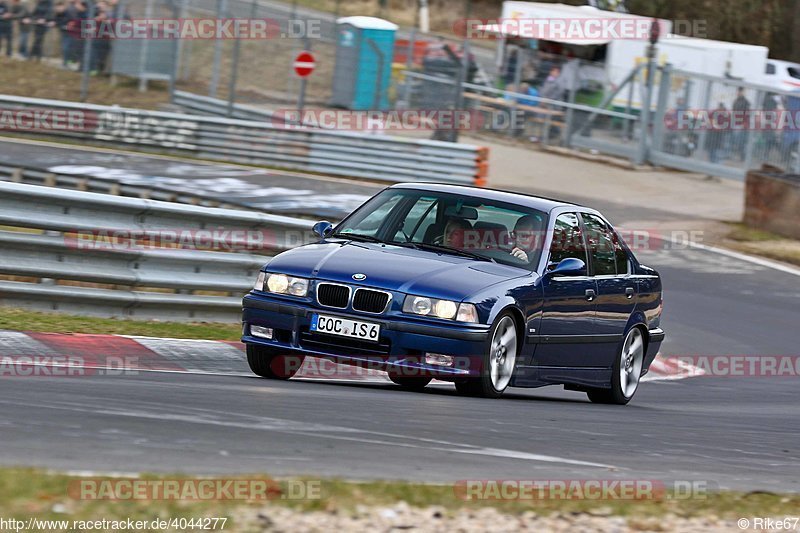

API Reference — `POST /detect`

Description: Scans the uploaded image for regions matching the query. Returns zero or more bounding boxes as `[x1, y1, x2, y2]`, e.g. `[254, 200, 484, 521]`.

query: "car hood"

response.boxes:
[265, 241, 529, 301]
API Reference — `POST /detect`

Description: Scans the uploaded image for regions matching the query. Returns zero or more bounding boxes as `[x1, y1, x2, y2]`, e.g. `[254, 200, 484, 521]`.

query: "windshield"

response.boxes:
[333, 189, 549, 270]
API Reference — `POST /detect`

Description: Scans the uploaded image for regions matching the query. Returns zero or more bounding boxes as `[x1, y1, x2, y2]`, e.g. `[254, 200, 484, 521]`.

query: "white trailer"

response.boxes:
[480, 2, 770, 109]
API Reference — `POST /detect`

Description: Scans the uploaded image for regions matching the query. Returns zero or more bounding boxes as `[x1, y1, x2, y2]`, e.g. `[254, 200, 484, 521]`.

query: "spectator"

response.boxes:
[13, 0, 30, 58]
[66, 0, 87, 69]
[539, 66, 564, 101]
[504, 83, 537, 104]
[706, 102, 729, 164]
[107, 0, 127, 19]
[28, 0, 53, 61]
[762, 92, 779, 158]
[731, 87, 751, 161]
[53, 0, 73, 66]
[502, 48, 518, 88]
[90, 0, 110, 73]
[504, 82, 541, 138]
[559, 56, 581, 102]
[0, 0, 12, 57]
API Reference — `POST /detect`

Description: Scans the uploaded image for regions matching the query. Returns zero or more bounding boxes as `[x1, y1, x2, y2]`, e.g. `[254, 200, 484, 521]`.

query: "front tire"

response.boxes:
[454, 312, 518, 398]
[587, 327, 645, 405]
[246, 344, 304, 379]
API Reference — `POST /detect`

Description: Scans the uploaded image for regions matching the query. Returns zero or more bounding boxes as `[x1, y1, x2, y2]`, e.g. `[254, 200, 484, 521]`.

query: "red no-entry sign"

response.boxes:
[294, 51, 316, 78]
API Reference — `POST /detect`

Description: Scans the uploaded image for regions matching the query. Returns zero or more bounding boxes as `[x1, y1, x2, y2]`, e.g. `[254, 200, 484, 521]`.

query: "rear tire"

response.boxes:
[586, 327, 645, 405]
[388, 373, 432, 391]
[246, 344, 304, 379]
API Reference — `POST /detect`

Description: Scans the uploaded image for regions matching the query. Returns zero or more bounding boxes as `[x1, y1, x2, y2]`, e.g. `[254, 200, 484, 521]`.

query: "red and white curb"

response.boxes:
[0, 330, 699, 382]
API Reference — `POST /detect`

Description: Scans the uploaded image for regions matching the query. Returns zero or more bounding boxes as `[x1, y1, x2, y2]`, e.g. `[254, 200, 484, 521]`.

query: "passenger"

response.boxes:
[442, 217, 472, 249]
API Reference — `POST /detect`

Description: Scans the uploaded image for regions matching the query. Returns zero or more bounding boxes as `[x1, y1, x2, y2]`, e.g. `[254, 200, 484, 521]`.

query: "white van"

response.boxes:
[763, 59, 800, 91]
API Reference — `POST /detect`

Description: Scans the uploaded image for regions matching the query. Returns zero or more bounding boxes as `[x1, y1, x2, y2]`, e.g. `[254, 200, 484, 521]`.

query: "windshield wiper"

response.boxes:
[395, 241, 495, 262]
[331, 232, 386, 244]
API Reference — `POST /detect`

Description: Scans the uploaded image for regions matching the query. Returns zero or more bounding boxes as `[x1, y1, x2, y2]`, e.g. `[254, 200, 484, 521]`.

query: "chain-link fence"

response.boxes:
[650, 66, 800, 178]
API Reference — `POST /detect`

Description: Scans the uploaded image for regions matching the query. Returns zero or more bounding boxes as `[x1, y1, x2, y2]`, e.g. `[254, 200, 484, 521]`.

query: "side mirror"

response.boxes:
[312, 220, 333, 239]
[548, 257, 586, 277]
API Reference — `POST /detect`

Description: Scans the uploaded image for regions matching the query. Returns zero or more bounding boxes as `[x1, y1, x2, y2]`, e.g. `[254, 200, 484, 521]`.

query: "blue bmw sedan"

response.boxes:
[242, 183, 664, 404]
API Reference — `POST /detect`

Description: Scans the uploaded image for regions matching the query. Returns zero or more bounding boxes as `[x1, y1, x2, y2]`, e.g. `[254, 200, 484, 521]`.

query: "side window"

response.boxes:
[397, 197, 438, 242]
[613, 232, 630, 275]
[582, 213, 617, 276]
[766, 62, 776, 75]
[548, 213, 587, 270]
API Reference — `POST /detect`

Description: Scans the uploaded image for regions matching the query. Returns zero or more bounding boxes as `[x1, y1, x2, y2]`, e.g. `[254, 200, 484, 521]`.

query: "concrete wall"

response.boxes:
[744, 167, 800, 240]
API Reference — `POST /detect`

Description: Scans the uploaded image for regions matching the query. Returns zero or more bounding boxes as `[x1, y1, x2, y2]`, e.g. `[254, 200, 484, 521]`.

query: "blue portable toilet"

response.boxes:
[331, 16, 398, 110]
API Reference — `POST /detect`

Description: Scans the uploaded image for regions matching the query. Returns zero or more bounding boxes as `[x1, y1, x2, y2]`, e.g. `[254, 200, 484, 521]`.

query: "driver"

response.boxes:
[442, 217, 472, 249]
[510, 215, 541, 262]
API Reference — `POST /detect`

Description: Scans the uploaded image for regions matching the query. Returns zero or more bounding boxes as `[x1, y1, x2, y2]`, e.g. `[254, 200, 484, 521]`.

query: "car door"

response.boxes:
[580, 212, 637, 367]
[534, 212, 598, 368]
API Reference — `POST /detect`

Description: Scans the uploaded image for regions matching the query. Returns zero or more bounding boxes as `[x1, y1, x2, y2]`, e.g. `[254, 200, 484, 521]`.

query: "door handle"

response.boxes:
[625, 287, 635, 299]
[585, 289, 596, 301]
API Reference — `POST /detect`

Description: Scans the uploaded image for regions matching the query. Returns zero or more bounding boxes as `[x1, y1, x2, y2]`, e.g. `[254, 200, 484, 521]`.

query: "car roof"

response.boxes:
[388, 182, 580, 213]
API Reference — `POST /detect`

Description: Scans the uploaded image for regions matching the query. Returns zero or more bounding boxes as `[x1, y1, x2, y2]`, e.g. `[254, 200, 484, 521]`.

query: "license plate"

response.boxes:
[310, 314, 380, 342]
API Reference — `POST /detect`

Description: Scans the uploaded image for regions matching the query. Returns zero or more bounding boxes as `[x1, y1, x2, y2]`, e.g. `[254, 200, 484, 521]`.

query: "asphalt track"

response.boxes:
[0, 140, 798, 491]
[0, 138, 381, 219]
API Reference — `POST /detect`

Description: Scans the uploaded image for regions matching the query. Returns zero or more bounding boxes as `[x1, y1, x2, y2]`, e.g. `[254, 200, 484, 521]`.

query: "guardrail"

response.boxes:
[0, 181, 312, 321]
[0, 94, 489, 186]
[172, 91, 282, 123]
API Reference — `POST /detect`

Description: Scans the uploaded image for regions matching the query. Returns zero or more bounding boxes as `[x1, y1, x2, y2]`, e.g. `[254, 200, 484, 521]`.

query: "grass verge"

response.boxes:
[0, 306, 241, 341]
[0, 56, 171, 109]
[723, 223, 800, 267]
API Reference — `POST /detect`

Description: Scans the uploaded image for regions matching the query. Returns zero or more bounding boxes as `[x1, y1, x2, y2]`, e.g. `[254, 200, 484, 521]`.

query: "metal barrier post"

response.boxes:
[651, 64, 672, 156]
[695, 81, 713, 165]
[636, 49, 658, 165]
[742, 89, 762, 171]
[209, 0, 227, 97]
[563, 61, 579, 149]
[226, 0, 257, 116]
[399, 30, 416, 109]
[365, 39, 385, 109]
[170, 0, 189, 100]
[79, 2, 96, 101]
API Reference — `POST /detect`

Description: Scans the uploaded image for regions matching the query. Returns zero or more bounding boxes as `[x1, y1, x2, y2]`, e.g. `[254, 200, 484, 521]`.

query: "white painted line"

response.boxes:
[656, 233, 800, 277]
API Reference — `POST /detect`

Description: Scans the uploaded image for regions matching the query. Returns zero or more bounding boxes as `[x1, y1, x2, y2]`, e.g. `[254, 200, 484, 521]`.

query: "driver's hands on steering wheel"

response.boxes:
[511, 247, 529, 261]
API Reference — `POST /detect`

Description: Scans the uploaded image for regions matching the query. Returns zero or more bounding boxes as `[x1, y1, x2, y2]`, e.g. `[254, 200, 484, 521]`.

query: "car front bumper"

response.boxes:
[241, 292, 491, 378]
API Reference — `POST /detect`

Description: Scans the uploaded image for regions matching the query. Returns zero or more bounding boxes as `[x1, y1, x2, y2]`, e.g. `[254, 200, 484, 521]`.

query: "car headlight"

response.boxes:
[402, 296, 478, 323]
[257, 272, 309, 297]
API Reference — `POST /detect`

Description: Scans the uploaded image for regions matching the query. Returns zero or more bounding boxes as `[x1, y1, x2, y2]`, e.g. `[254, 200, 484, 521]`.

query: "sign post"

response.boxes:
[294, 50, 316, 113]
